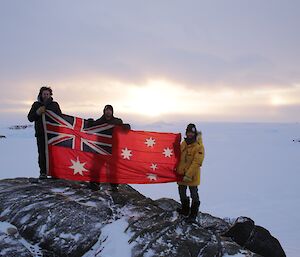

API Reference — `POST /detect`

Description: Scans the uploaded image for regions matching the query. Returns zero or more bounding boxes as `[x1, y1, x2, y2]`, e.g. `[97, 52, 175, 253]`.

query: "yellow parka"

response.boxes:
[177, 133, 205, 186]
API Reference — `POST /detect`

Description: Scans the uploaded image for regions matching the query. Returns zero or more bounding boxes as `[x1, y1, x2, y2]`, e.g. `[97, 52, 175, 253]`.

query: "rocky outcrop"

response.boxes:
[0, 178, 262, 257]
[8, 125, 33, 130]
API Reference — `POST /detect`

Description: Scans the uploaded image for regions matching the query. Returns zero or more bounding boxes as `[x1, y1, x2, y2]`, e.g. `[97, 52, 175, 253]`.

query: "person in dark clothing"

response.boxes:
[89, 105, 123, 127]
[27, 87, 62, 179]
[88, 104, 130, 192]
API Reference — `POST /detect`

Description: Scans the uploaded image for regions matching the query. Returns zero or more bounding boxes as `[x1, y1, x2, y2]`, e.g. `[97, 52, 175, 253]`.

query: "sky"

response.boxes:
[1, 0, 300, 124]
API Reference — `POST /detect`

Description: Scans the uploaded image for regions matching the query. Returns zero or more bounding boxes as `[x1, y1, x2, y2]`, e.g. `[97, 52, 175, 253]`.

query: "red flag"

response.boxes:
[110, 127, 181, 184]
[44, 111, 182, 184]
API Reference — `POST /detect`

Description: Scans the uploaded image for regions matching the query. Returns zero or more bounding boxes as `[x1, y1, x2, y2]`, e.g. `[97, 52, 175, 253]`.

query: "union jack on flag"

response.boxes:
[45, 110, 115, 155]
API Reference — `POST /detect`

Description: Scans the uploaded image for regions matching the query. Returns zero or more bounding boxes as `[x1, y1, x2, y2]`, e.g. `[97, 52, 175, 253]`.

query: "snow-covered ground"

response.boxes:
[82, 218, 134, 257]
[0, 122, 299, 256]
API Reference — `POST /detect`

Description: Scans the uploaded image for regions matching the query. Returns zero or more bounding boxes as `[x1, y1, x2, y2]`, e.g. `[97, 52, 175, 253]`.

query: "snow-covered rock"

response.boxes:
[0, 178, 264, 257]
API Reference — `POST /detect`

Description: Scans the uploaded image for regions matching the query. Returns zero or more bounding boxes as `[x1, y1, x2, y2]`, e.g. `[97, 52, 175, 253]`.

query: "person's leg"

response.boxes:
[178, 184, 188, 202]
[189, 186, 199, 203]
[36, 136, 47, 178]
[177, 185, 190, 216]
[187, 186, 200, 222]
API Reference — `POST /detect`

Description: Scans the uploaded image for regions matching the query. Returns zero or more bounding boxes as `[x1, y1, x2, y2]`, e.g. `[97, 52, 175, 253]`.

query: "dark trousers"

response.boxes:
[178, 185, 199, 203]
[36, 136, 47, 175]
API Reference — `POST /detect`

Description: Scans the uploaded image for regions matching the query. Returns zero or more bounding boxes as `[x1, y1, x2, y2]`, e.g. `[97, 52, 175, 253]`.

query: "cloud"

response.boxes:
[1, 1, 300, 85]
[1, 0, 300, 122]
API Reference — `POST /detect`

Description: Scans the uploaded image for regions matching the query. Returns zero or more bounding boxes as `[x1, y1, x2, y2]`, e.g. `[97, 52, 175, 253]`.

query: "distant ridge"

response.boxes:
[8, 125, 33, 130]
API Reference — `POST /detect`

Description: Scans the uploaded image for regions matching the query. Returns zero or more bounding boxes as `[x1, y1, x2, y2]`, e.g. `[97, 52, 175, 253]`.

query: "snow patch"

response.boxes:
[80, 201, 98, 207]
[0, 221, 17, 235]
[83, 218, 134, 257]
[143, 249, 156, 257]
[39, 224, 47, 236]
[20, 214, 31, 224]
[59, 232, 82, 242]
[235, 217, 250, 223]
[51, 188, 67, 193]
[21, 203, 39, 212]
[61, 191, 75, 195]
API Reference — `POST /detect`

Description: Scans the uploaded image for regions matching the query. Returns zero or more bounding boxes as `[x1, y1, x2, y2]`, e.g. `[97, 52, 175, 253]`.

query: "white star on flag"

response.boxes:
[121, 147, 132, 160]
[145, 137, 156, 147]
[147, 173, 157, 181]
[163, 147, 173, 158]
[150, 163, 158, 171]
[69, 157, 88, 176]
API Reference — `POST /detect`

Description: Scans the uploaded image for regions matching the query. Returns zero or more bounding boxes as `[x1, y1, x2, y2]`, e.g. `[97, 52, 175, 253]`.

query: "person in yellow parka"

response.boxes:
[176, 123, 205, 222]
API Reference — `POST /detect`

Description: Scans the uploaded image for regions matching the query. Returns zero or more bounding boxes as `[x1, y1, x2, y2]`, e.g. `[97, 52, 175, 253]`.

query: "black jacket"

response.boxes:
[91, 115, 123, 126]
[87, 115, 131, 130]
[27, 97, 62, 137]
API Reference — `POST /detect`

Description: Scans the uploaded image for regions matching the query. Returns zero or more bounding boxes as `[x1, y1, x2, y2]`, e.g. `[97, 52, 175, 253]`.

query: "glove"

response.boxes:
[183, 175, 192, 182]
[87, 118, 94, 126]
[121, 124, 131, 130]
[36, 106, 46, 115]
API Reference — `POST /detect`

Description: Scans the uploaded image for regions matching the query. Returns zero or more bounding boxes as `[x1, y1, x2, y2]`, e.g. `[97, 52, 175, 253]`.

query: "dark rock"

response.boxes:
[0, 178, 265, 256]
[222, 217, 286, 257]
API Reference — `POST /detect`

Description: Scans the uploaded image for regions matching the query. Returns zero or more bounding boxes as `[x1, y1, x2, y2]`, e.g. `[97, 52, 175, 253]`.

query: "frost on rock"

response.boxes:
[0, 178, 263, 257]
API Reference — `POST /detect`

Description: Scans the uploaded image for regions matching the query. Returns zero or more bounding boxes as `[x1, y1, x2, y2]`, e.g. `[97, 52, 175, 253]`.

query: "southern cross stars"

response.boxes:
[163, 147, 173, 158]
[147, 173, 157, 181]
[69, 157, 88, 176]
[150, 163, 158, 171]
[121, 148, 132, 160]
[145, 137, 156, 147]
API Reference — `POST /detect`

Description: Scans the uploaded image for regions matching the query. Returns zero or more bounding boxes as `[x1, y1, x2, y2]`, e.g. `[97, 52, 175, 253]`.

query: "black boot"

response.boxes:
[110, 183, 119, 192]
[39, 173, 47, 180]
[177, 198, 190, 216]
[186, 201, 200, 223]
[89, 182, 99, 191]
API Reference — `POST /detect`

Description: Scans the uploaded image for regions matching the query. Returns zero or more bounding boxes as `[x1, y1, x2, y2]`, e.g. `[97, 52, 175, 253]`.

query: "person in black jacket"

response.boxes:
[28, 86, 62, 179]
[89, 104, 124, 127]
[88, 104, 130, 192]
